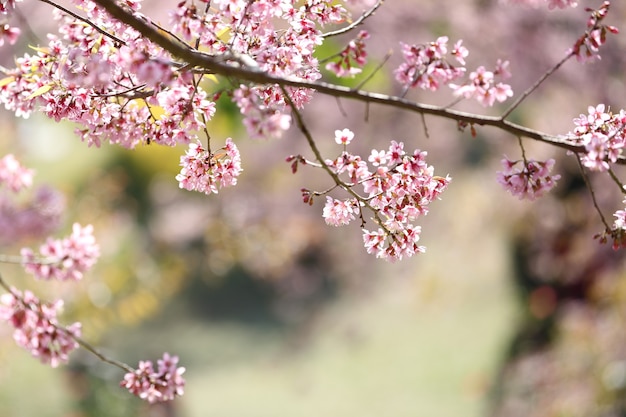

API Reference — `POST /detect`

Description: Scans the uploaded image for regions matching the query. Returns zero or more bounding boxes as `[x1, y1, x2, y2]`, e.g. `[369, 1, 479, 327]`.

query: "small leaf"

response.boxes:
[0, 76, 15, 88]
[26, 83, 53, 100]
[28, 45, 50, 55]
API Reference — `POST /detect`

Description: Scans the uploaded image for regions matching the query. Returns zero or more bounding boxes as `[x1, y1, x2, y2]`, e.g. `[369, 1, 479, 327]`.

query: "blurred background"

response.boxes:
[1, 0, 626, 416]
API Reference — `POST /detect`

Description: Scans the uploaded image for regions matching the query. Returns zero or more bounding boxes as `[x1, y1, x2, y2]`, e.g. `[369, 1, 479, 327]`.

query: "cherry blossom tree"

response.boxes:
[0, 0, 623, 406]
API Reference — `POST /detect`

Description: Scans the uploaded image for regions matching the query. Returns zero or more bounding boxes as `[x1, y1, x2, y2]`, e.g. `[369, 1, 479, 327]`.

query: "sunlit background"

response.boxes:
[1, 1, 626, 416]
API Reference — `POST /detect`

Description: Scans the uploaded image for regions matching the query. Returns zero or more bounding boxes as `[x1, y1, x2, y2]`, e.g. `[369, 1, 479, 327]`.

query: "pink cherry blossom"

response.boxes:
[121, 353, 186, 403]
[334, 128, 355, 145]
[21, 223, 100, 281]
[394, 36, 467, 91]
[451, 40, 469, 66]
[0, 287, 81, 367]
[569, 104, 626, 171]
[176, 138, 243, 195]
[607, 198, 626, 249]
[0, 154, 33, 192]
[497, 157, 560, 200]
[450, 63, 513, 107]
[308, 140, 450, 261]
[0, 0, 20, 14]
[0, 23, 20, 46]
[323, 196, 358, 226]
[570, 2, 618, 62]
[325, 30, 369, 78]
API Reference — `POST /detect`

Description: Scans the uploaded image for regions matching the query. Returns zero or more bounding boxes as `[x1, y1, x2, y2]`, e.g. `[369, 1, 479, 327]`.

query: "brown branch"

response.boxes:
[88, 0, 619, 163]
[501, 51, 574, 119]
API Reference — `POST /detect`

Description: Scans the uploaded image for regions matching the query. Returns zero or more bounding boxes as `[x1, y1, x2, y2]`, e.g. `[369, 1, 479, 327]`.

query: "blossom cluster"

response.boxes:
[450, 59, 513, 107]
[570, 1, 618, 62]
[176, 138, 243, 195]
[394, 36, 513, 107]
[325, 30, 370, 78]
[169, 0, 345, 139]
[21, 223, 100, 281]
[121, 353, 186, 403]
[570, 104, 626, 171]
[0, 153, 185, 402]
[0, 154, 64, 244]
[0, 287, 81, 367]
[0, 0, 359, 164]
[0, 154, 33, 192]
[496, 157, 560, 200]
[310, 130, 450, 261]
[592, 188, 626, 249]
[602, 195, 626, 249]
[394, 36, 468, 91]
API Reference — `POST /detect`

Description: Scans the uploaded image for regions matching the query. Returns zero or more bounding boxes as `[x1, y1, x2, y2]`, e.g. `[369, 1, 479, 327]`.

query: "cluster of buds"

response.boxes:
[450, 60, 513, 107]
[325, 30, 370, 77]
[571, 1, 618, 62]
[496, 157, 561, 201]
[0, 288, 81, 367]
[394, 36, 468, 91]
[295, 129, 451, 262]
[176, 138, 243, 195]
[21, 223, 100, 281]
[121, 353, 186, 403]
[570, 104, 626, 171]
[0, 154, 184, 404]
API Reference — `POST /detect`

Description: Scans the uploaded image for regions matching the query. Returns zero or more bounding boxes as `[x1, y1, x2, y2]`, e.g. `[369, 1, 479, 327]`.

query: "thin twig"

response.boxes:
[280, 85, 392, 232]
[607, 167, 626, 194]
[420, 112, 429, 139]
[576, 154, 611, 230]
[353, 50, 392, 91]
[517, 136, 527, 162]
[322, 0, 384, 38]
[72, 335, 135, 373]
[500, 51, 574, 119]
[38, 0, 126, 46]
[335, 96, 348, 117]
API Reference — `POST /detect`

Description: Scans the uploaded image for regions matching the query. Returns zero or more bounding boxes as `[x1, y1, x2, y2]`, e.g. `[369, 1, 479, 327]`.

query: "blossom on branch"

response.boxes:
[394, 36, 467, 91]
[0, 288, 80, 367]
[496, 157, 560, 200]
[570, 1, 618, 62]
[0, 154, 33, 192]
[323, 196, 359, 226]
[0, 23, 19, 46]
[121, 353, 186, 403]
[334, 128, 355, 145]
[450, 62, 513, 107]
[570, 104, 626, 171]
[176, 138, 243, 195]
[313, 133, 450, 261]
[0, 0, 20, 15]
[325, 30, 369, 78]
[21, 223, 100, 281]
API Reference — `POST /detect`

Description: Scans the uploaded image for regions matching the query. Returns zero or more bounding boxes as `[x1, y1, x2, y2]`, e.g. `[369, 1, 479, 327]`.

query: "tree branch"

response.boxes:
[84, 0, 623, 164]
[322, 0, 383, 38]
